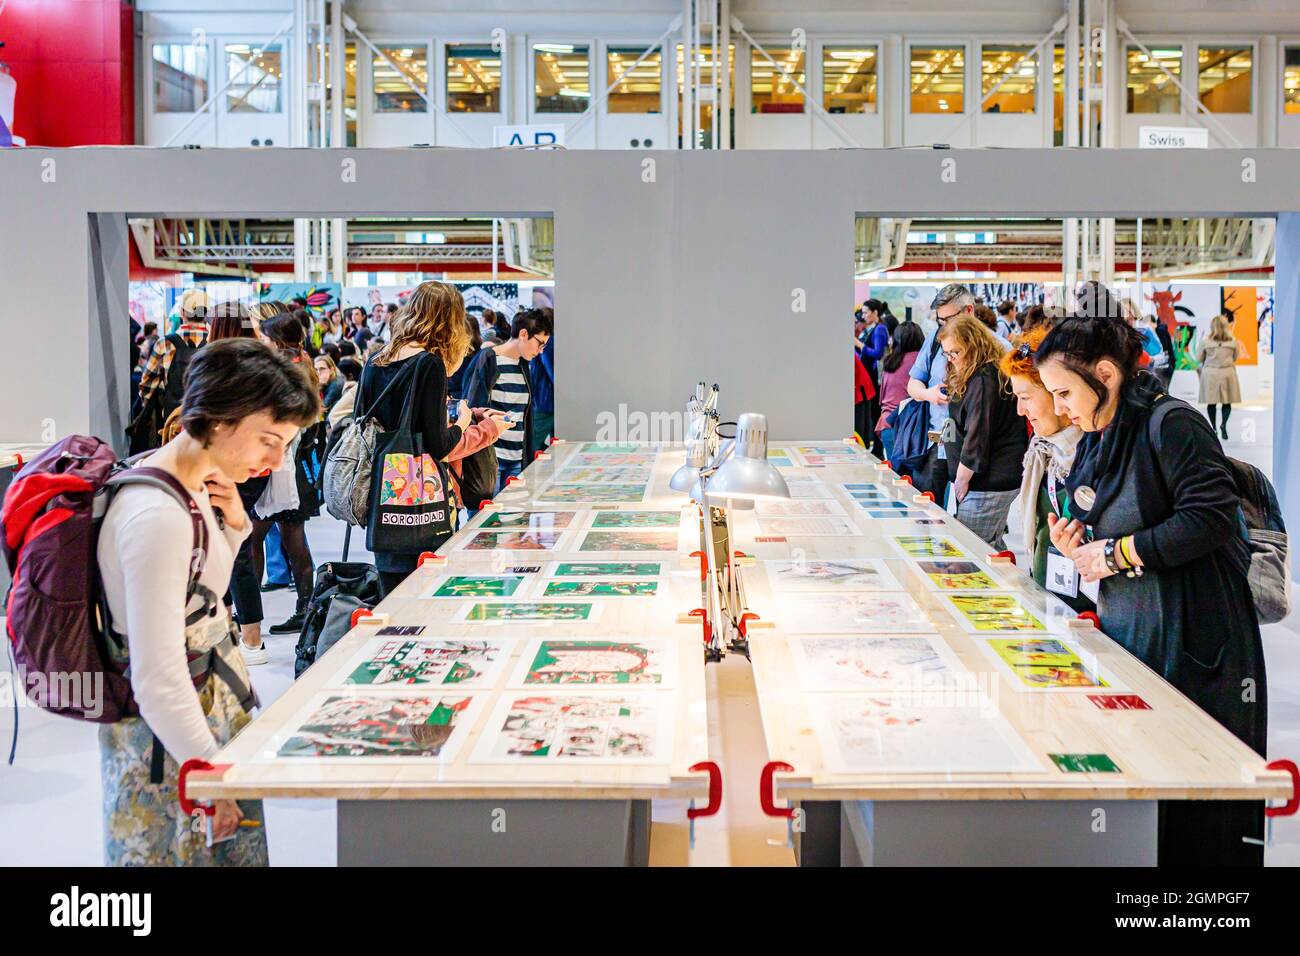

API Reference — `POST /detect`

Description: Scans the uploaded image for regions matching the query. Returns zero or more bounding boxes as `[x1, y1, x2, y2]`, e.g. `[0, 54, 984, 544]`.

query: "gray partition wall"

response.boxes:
[0, 148, 1297, 472]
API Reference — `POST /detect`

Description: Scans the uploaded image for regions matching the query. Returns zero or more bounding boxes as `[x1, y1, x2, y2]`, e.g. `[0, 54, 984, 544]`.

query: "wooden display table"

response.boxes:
[739, 440, 1291, 866]
[189, 442, 712, 866]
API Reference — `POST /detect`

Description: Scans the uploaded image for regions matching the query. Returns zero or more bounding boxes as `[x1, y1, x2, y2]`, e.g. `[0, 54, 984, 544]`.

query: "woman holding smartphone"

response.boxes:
[1037, 315, 1266, 867]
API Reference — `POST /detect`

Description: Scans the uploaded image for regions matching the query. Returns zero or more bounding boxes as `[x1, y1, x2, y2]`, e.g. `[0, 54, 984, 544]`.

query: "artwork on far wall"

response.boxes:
[258, 282, 341, 316]
[341, 283, 522, 316]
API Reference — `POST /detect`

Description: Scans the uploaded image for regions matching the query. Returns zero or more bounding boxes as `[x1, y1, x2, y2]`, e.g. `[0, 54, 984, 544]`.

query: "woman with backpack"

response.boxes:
[357, 282, 474, 596]
[97, 338, 320, 865]
[1038, 316, 1267, 866]
[876, 319, 925, 463]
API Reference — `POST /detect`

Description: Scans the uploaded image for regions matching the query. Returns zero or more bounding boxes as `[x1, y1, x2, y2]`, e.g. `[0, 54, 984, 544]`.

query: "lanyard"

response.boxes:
[1047, 472, 1071, 521]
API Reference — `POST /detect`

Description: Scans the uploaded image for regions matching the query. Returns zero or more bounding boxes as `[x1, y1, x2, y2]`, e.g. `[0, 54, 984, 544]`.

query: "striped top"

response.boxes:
[490, 354, 529, 462]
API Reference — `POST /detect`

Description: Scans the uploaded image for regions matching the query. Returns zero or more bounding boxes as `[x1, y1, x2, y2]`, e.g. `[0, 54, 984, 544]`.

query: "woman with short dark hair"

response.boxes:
[98, 339, 320, 865]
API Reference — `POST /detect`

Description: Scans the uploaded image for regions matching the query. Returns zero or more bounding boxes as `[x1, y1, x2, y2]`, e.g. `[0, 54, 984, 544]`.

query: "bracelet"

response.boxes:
[1119, 535, 1144, 577]
[1103, 539, 1124, 574]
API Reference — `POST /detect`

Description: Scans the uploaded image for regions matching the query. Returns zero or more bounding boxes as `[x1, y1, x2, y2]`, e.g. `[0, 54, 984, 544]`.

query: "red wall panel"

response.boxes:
[0, 0, 135, 146]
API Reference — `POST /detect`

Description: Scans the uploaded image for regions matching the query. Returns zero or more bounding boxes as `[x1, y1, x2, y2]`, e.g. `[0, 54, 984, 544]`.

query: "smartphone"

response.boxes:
[447, 398, 460, 419]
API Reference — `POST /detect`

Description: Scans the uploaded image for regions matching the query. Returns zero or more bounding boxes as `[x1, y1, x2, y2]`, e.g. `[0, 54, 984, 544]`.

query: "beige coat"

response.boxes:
[1196, 338, 1242, 404]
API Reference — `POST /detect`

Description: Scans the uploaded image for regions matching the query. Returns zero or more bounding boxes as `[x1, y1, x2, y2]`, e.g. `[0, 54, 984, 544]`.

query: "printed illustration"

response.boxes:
[543, 580, 660, 597]
[570, 453, 659, 467]
[579, 443, 649, 454]
[552, 466, 654, 485]
[753, 499, 846, 517]
[536, 484, 648, 504]
[808, 693, 1040, 774]
[590, 510, 683, 529]
[579, 529, 680, 552]
[551, 561, 663, 577]
[790, 635, 963, 691]
[512, 639, 673, 686]
[471, 693, 671, 763]
[764, 559, 900, 593]
[754, 516, 860, 537]
[947, 595, 1048, 633]
[277, 693, 478, 760]
[459, 601, 598, 623]
[460, 529, 565, 551]
[480, 510, 576, 530]
[891, 535, 969, 559]
[333, 638, 508, 688]
[915, 560, 1003, 591]
[379, 452, 445, 506]
[781, 592, 935, 634]
[428, 575, 524, 598]
[985, 638, 1110, 689]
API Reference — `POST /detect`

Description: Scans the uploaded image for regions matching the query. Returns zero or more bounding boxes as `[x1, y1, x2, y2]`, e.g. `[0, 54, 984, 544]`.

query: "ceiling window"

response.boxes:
[447, 44, 501, 112]
[823, 46, 877, 114]
[374, 45, 427, 112]
[911, 46, 965, 113]
[1126, 45, 1181, 113]
[535, 43, 590, 112]
[607, 46, 662, 113]
[1286, 47, 1300, 115]
[982, 44, 1036, 113]
[751, 46, 805, 113]
[1198, 46, 1252, 113]
[153, 43, 208, 113]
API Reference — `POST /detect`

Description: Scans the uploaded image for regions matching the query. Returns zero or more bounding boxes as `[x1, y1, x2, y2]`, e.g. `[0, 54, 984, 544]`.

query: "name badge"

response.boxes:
[1080, 576, 1101, 604]
[1045, 546, 1080, 599]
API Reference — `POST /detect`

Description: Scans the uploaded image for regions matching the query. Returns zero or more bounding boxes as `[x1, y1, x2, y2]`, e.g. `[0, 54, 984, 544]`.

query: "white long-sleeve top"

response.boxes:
[96, 482, 251, 764]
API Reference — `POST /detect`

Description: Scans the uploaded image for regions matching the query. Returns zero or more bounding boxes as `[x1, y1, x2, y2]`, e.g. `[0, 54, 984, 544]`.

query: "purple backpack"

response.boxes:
[1, 436, 224, 737]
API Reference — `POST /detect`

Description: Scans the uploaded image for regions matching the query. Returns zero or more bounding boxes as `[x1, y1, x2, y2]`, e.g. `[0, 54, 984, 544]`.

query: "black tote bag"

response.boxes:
[365, 355, 457, 554]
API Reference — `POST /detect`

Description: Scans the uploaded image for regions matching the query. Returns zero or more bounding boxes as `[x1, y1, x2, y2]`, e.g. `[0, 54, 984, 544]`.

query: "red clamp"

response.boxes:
[881, 459, 891, 469]
[417, 551, 439, 567]
[919, 491, 935, 502]
[760, 761, 794, 819]
[505, 475, 521, 486]
[1077, 611, 1101, 628]
[733, 551, 749, 559]
[687, 762, 722, 820]
[178, 759, 217, 817]
[897, 475, 913, 485]
[739, 612, 760, 638]
[351, 607, 374, 628]
[1267, 760, 1300, 818]
[534, 450, 545, 461]
[688, 608, 712, 644]
[689, 550, 708, 582]
[13, 453, 23, 469]
[989, 550, 1016, 565]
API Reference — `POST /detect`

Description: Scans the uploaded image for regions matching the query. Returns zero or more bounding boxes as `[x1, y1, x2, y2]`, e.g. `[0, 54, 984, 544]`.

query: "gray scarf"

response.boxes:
[1019, 425, 1084, 557]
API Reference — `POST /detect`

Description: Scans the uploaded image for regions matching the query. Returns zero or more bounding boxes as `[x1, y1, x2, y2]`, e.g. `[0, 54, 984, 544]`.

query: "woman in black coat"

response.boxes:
[1036, 316, 1266, 867]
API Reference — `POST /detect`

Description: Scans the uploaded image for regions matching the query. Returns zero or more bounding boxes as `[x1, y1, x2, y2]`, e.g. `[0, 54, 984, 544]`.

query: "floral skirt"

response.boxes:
[98, 616, 268, 867]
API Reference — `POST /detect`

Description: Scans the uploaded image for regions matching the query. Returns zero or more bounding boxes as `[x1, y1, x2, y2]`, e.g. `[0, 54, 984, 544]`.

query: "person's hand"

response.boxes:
[483, 409, 511, 437]
[454, 400, 472, 431]
[1046, 513, 1086, 559]
[204, 470, 247, 532]
[1073, 538, 1117, 583]
[928, 385, 949, 405]
[954, 474, 971, 504]
[211, 799, 244, 840]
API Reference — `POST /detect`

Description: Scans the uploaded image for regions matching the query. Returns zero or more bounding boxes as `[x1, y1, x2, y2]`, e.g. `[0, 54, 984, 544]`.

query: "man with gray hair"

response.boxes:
[905, 283, 977, 506]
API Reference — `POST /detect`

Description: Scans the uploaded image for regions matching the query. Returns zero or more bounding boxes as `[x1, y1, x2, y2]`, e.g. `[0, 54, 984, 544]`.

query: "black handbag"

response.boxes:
[458, 444, 498, 510]
[364, 355, 457, 554]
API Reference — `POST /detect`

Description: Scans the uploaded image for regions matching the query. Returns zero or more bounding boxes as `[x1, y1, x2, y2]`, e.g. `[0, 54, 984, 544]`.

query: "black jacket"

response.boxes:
[1065, 372, 1265, 864]
[945, 363, 1028, 492]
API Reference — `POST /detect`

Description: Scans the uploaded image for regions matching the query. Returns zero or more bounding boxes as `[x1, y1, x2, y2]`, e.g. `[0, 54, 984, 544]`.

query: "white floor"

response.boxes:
[2, 402, 1297, 866]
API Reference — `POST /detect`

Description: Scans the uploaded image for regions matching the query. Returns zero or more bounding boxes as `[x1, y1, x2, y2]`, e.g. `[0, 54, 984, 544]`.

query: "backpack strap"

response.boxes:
[107, 467, 213, 624]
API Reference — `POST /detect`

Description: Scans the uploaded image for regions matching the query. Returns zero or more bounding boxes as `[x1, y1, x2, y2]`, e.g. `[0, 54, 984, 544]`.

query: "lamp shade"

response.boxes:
[669, 437, 709, 493]
[706, 413, 790, 501]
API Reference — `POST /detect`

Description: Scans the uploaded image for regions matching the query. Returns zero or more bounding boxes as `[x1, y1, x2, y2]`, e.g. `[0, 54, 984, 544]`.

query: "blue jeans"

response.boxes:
[265, 523, 292, 585]
[497, 458, 524, 495]
[880, 428, 895, 464]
